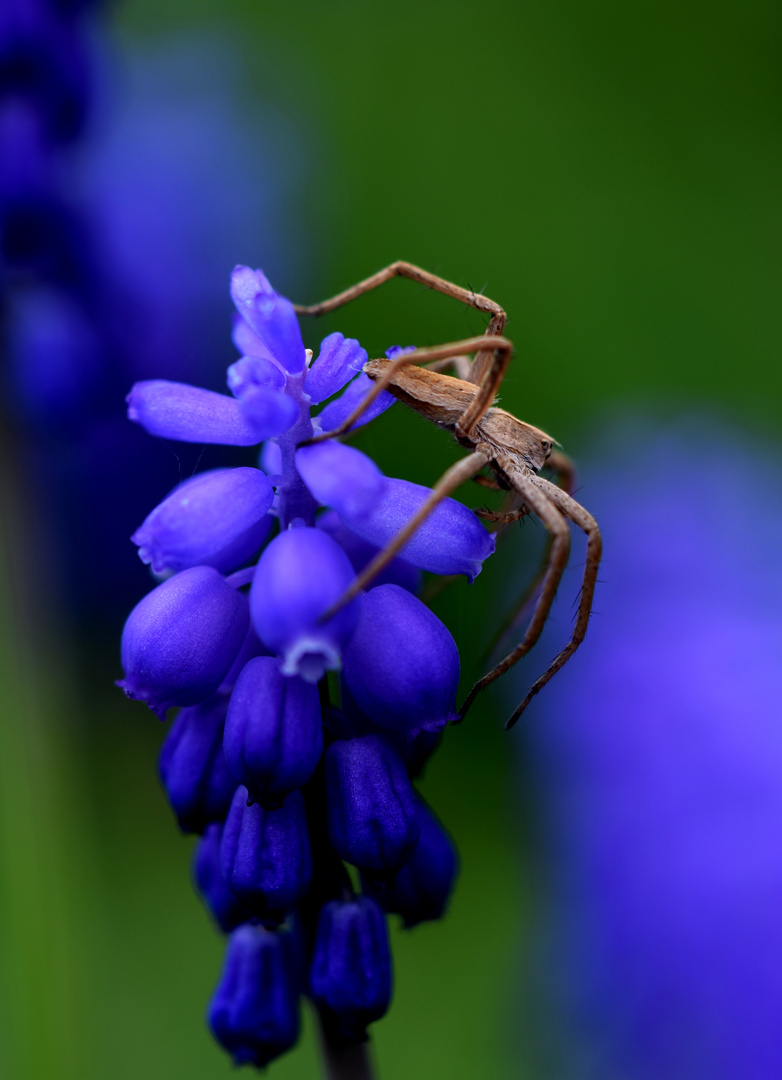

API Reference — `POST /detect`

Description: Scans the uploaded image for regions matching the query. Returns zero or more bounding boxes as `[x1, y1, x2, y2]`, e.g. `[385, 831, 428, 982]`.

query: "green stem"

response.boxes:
[316, 1010, 377, 1080]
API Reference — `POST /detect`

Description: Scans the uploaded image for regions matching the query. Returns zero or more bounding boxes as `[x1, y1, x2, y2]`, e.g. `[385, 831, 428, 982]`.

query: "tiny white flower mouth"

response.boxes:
[282, 637, 341, 683]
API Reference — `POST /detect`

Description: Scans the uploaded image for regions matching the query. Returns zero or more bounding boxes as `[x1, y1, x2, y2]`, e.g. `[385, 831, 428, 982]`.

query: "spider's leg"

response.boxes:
[320, 446, 493, 618]
[503, 475, 602, 728]
[455, 334, 513, 438]
[485, 448, 577, 654]
[293, 261, 506, 346]
[300, 335, 511, 446]
[457, 465, 570, 724]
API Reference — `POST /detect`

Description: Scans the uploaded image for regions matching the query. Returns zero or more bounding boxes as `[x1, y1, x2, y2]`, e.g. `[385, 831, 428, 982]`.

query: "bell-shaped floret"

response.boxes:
[362, 796, 459, 927]
[230, 266, 306, 374]
[338, 477, 495, 581]
[220, 786, 312, 925]
[193, 823, 254, 934]
[126, 380, 295, 444]
[227, 354, 286, 395]
[223, 657, 323, 810]
[158, 693, 236, 833]
[295, 442, 386, 521]
[250, 526, 358, 683]
[231, 313, 276, 361]
[219, 624, 271, 692]
[304, 333, 368, 404]
[118, 566, 249, 717]
[309, 897, 392, 1042]
[316, 510, 421, 594]
[209, 924, 300, 1067]
[316, 372, 395, 433]
[342, 584, 459, 737]
[325, 735, 419, 880]
[132, 467, 274, 576]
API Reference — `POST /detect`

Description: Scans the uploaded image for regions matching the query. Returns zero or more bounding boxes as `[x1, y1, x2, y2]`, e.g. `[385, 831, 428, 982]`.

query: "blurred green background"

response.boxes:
[1, 1, 780, 1078]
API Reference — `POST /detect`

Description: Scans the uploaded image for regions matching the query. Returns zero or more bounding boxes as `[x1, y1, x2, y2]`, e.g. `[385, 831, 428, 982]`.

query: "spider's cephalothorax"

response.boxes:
[295, 262, 602, 728]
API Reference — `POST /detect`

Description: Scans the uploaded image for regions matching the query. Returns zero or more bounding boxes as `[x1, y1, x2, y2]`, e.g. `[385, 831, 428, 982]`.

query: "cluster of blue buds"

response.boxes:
[119, 266, 493, 1066]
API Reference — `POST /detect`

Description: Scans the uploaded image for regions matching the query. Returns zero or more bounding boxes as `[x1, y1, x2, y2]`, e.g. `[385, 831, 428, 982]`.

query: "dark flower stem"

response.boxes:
[316, 1011, 377, 1080]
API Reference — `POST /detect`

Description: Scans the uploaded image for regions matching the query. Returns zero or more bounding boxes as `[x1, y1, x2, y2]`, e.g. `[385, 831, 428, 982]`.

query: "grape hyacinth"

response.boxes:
[118, 266, 493, 1070]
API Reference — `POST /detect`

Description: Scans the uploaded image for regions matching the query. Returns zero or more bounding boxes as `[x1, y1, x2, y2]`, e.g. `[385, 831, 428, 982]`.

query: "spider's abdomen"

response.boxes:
[364, 360, 478, 428]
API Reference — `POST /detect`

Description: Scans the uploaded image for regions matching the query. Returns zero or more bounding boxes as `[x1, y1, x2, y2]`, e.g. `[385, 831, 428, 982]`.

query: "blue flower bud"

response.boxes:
[126, 380, 272, 445]
[339, 477, 495, 580]
[324, 735, 419, 880]
[304, 332, 368, 403]
[118, 566, 249, 717]
[230, 266, 306, 374]
[342, 584, 459, 737]
[209, 924, 300, 1067]
[158, 694, 236, 833]
[223, 657, 323, 810]
[250, 526, 358, 682]
[193, 823, 254, 934]
[220, 786, 312, 925]
[309, 897, 392, 1042]
[219, 624, 272, 692]
[132, 467, 274, 576]
[316, 510, 421, 594]
[295, 442, 386, 520]
[363, 797, 458, 927]
[316, 372, 395, 433]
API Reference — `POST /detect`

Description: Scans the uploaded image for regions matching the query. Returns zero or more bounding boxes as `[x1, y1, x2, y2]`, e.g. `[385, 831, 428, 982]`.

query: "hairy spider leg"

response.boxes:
[481, 448, 578, 655]
[320, 447, 494, 619]
[300, 335, 512, 447]
[294, 259, 506, 389]
[457, 463, 571, 727]
[502, 475, 602, 728]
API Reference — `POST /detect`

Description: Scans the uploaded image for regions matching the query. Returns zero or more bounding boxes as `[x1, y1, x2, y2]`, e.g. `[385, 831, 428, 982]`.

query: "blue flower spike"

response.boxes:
[343, 584, 460, 737]
[209, 924, 300, 1068]
[118, 566, 249, 717]
[309, 896, 392, 1042]
[158, 693, 237, 833]
[324, 735, 420, 881]
[117, 263, 490, 1069]
[223, 656, 323, 810]
[220, 785, 312, 926]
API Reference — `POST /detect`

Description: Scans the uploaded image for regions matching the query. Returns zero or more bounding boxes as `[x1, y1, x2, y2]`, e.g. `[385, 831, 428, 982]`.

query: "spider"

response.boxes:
[294, 262, 602, 729]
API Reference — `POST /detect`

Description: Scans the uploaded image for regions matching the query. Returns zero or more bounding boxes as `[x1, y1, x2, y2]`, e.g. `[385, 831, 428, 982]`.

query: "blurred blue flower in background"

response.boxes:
[520, 418, 782, 1080]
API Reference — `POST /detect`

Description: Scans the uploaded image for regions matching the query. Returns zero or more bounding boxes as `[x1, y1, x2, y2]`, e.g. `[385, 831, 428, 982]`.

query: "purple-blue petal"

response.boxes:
[316, 510, 421, 593]
[158, 694, 236, 834]
[118, 566, 249, 717]
[132, 467, 274, 576]
[324, 735, 419, 880]
[227, 355, 286, 396]
[339, 476, 495, 581]
[250, 526, 358, 682]
[304, 332, 368, 404]
[193, 823, 254, 934]
[126, 380, 266, 446]
[295, 442, 386, 520]
[238, 385, 299, 440]
[223, 657, 323, 810]
[230, 266, 306, 374]
[209, 924, 300, 1068]
[342, 584, 460, 737]
[230, 313, 276, 362]
[316, 372, 395, 433]
[309, 897, 392, 1042]
[220, 786, 312, 925]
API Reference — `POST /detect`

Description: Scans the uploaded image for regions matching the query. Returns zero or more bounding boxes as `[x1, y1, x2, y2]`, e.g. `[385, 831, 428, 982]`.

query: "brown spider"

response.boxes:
[294, 262, 602, 729]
